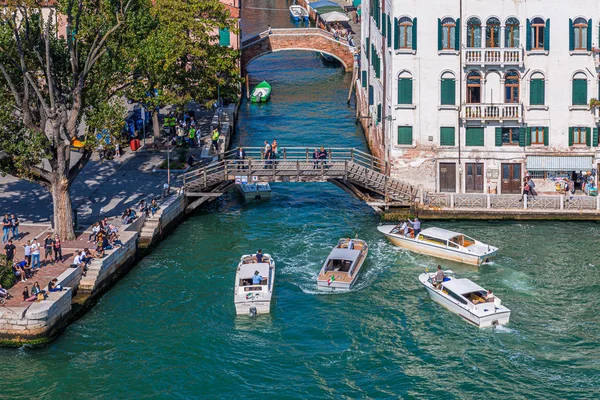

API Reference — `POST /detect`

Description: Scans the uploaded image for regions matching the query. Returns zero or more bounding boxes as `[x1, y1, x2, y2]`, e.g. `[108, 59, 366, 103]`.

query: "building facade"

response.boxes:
[359, 0, 600, 195]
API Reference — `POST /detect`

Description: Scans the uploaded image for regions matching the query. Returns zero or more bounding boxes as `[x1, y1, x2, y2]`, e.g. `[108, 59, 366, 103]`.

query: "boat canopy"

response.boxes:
[420, 227, 465, 241]
[238, 263, 270, 279]
[327, 248, 361, 262]
[320, 11, 350, 22]
[443, 278, 485, 295]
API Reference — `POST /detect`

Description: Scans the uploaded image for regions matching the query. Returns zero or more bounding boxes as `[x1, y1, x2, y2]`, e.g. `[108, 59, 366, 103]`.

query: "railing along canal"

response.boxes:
[424, 193, 600, 211]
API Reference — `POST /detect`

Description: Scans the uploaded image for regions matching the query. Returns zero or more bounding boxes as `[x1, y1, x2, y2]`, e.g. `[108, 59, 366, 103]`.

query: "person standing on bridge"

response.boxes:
[313, 148, 319, 169]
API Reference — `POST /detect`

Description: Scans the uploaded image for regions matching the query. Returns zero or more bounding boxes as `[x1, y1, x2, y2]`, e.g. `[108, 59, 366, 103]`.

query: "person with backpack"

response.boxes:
[526, 174, 537, 198]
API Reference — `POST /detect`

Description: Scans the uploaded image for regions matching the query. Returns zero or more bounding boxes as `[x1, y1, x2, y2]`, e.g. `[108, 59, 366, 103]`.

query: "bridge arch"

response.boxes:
[241, 28, 356, 73]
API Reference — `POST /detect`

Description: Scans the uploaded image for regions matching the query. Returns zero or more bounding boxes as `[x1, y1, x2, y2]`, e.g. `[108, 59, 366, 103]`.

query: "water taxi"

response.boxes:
[317, 238, 368, 290]
[250, 81, 272, 103]
[289, 5, 309, 21]
[419, 271, 511, 327]
[238, 182, 271, 201]
[378, 225, 497, 266]
[234, 253, 275, 316]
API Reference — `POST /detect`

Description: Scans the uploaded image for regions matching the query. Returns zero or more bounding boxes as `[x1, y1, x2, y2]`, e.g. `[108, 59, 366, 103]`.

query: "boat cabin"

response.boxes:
[237, 262, 270, 291]
[323, 248, 361, 276]
[439, 278, 493, 306]
[418, 228, 476, 250]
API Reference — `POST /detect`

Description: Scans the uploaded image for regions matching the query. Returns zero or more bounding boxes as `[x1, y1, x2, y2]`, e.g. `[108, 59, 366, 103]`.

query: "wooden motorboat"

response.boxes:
[234, 253, 275, 316]
[317, 238, 368, 290]
[378, 225, 498, 266]
[238, 183, 271, 201]
[419, 271, 511, 327]
[250, 81, 272, 103]
[289, 5, 309, 21]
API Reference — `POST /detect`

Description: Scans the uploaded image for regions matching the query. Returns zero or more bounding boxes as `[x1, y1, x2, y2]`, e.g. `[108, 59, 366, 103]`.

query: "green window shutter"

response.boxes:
[569, 19, 574, 51]
[544, 127, 549, 146]
[586, 127, 591, 146]
[593, 128, 599, 147]
[587, 19, 593, 51]
[366, 38, 370, 59]
[382, 12, 387, 37]
[455, 18, 460, 50]
[466, 127, 484, 146]
[394, 18, 400, 49]
[526, 19, 531, 51]
[544, 19, 550, 51]
[387, 15, 392, 47]
[398, 78, 412, 104]
[568, 127, 574, 146]
[397, 126, 413, 145]
[530, 79, 545, 105]
[219, 28, 230, 46]
[495, 127, 502, 146]
[526, 127, 532, 146]
[519, 128, 526, 147]
[437, 18, 442, 51]
[368, 85, 374, 105]
[441, 78, 455, 105]
[440, 127, 455, 146]
[573, 80, 587, 105]
[412, 17, 418, 51]
[361, 71, 367, 88]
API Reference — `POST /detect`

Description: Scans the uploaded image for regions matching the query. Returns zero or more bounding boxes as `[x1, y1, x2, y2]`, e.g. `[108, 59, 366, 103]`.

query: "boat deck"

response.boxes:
[319, 270, 352, 283]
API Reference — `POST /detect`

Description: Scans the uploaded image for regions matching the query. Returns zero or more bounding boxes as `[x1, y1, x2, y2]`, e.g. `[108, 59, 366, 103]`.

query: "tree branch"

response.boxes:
[68, 149, 92, 182]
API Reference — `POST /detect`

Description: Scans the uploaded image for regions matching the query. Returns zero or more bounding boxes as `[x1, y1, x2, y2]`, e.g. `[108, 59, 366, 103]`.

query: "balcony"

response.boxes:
[462, 103, 523, 122]
[463, 47, 523, 68]
[595, 50, 600, 68]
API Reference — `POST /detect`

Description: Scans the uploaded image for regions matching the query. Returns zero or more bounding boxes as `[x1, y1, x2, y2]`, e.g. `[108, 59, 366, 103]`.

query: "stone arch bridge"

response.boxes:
[241, 28, 356, 73]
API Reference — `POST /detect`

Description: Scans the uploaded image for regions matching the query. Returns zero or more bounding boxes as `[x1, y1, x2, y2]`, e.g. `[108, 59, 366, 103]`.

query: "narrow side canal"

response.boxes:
[0, 1, 599, 398]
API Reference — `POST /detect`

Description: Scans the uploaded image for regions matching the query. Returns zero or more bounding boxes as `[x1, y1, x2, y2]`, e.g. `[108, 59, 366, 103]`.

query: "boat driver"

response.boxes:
[252, 271, 264, 285]
[434, 265, 445, 288]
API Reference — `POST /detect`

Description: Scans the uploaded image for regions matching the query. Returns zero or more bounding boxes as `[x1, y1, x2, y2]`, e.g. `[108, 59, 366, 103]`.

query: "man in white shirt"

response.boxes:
[23, 240, 32, 266]
[31, 239, 41, 270]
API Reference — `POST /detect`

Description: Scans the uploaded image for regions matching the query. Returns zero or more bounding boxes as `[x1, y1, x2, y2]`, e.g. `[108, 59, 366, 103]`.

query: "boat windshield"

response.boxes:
[324, 259, 352, 273]
[419, 235, 447, 247]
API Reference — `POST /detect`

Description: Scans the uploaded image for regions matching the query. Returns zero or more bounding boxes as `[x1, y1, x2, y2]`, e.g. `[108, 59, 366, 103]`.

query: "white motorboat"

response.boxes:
[289, 5, 309, 21]
[317, 238, 368, 290]
[419, 271, 511, 327]
[378, 225, 497, 266]
[234, 253, 275, 316]
[238, 182, 271, 201]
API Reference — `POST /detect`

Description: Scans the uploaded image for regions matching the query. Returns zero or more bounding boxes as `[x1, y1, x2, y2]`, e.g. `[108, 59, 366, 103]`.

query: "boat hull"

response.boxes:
[379, 227, 496, 266]
[235, 301, 271, 315]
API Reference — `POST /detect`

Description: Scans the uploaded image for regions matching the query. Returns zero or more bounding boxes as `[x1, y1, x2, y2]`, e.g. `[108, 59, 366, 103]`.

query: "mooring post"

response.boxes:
[245, 73, 250, 99]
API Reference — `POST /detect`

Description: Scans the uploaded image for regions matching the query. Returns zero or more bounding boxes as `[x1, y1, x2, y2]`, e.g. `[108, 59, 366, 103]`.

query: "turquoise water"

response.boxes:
[1, 2, 600, 398]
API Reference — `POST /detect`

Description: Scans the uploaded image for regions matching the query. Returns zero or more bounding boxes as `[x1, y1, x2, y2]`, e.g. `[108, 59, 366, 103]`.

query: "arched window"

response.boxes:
[505, 70, 520, 103]
[505, 17, 520, 48]
[467, 71, 481, 103]
[530, 17, 546, 50]
[530, 72, 545, 106]
[572, 72, 588, 105]
[467, 18, 481, 48]
[573, 18, 588, 50]
[486, 17, 500, 48]
[398, 17, 413, 49]
[398, 71, 413, 104]
[441, 18, 456, 50]
[440, 71, 456, 105]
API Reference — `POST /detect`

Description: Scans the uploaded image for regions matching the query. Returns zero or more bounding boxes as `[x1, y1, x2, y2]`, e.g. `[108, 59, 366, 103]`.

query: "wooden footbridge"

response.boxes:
[180, 148, 418, 213]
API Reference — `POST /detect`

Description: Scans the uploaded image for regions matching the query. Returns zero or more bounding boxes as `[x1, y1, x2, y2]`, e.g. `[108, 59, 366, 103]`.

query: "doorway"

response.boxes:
[501, 163, 521, 194]
[439, 163, 456, 192]
[466, 163, 484, 192]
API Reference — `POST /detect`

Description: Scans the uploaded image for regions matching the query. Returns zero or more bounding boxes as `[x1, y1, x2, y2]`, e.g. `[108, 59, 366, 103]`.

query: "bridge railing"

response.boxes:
[241, 28, 351, 49]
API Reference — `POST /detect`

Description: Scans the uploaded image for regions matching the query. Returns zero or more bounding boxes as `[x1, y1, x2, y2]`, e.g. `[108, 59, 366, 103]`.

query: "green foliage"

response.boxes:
[0, 255, 16, 289]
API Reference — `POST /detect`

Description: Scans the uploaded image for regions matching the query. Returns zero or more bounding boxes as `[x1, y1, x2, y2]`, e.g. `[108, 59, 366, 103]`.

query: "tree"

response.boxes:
[123, 0, 241, 139]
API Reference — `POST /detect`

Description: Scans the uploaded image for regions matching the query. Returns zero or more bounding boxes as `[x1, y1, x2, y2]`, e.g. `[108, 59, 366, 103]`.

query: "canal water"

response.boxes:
[2, 1, 600, 398]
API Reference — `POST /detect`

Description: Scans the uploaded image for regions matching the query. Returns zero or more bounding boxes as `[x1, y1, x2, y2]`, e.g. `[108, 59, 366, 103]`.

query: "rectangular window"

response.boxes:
[572, 127, 587, 145]
[440, 127, 455, 146]
[442, 21, 456, 50]
[219, 28, 230, 47]
[531, 127, 547, 145]
[361, 71, 367, 88]
[465, 127, 484, 146]
[530, 79, 545, 105]
[397, 126, 413, 145]
[441, 78, 456, 105]
[377, 103, 382, 122]
[398, 78, 413, 104]
[502, 127, 520, 145]
[368, 85, 374, 105]
[572, 79, 587, 105]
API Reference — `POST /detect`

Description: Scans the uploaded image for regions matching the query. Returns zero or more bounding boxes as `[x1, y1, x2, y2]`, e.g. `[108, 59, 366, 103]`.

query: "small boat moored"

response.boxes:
[234, 253, 275, 316]
[238, 182, 272, 201]
[317, 238, 368, 290]
[289, 5, 309, 21]
[378, 225, 497, 266]
[419, 270, 511, 327]
[250, 81, 272, 103]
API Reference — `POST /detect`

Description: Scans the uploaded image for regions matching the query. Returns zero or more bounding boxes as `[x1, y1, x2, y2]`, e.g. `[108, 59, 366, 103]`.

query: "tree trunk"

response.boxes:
[152, 110, 161, 139]
[51, 177, 76, 240]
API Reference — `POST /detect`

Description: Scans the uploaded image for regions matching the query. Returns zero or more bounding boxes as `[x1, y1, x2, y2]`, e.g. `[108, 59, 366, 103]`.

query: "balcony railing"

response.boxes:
[463, 47, 523, 67]
[462, 103, 522, 121]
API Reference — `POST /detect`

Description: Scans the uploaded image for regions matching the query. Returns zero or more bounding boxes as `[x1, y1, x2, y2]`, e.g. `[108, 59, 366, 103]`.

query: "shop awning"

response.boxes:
[526, 156, 594, 171]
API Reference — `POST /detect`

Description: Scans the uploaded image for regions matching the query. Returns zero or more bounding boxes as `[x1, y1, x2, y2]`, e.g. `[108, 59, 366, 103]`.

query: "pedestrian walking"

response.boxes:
[567, 178, 575, 201]
[10, 214, 19, 240]
[271, 139, 278, 166]
[115, 142, 121, 158]
[2, 214, 10, 243]
[527, 174, 537, 198]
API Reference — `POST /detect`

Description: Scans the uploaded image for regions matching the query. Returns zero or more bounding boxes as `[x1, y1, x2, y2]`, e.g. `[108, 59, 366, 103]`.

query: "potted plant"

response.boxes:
[589, 98, 599, 108]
